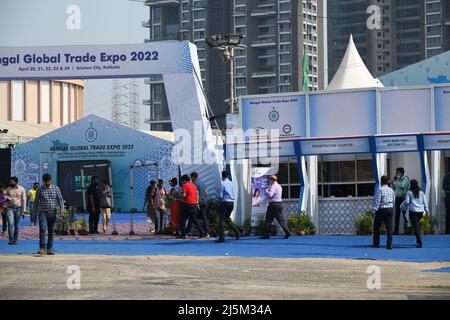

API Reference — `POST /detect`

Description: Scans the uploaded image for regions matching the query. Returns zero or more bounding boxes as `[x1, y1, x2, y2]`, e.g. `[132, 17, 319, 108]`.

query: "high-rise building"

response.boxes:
[327, 0, 450, 81]
[141, 0, 231, 131]
[425, 0, 450, 58]
[141, 0, 324, 131]
[232, 0, 324, 96]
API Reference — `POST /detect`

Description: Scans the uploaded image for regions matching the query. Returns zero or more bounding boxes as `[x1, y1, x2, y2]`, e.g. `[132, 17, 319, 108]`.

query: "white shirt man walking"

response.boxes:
[372, 175, 395, 250]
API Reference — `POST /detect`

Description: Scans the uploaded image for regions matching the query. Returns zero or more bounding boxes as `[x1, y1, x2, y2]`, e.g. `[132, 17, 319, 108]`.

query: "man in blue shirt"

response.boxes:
[35, 174, 65, 255]
[371, 175, 395, 250]
[215, 171, 241, 243]
[261, 175, 291, 239]
[190, 172, 209, 237]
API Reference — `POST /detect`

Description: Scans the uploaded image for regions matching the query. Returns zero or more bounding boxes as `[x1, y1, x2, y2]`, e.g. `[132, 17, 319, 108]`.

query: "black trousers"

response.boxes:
[181, 203, 205, 237]
[89, 208, 100, 233]
[186, 202, 209, 235]
[394, 197, 406, 234]
[446, 195, 450, 234]
[218, 202, 240, 240]
[373, 208, 393, 248]
[264, 202, 291, 237]
[409, 211, 423, 246]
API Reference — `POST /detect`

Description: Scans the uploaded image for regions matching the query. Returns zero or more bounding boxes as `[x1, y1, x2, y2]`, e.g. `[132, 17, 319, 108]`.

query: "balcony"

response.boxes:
[251, 69, 277, 79]
[144, 0, 179, 6]
[251, 8, 276, 17]
[142, 99, 151, 105]
[251, 38, 276, 48]
[144, 78, 164, 85]
[142, 20, 151, 28]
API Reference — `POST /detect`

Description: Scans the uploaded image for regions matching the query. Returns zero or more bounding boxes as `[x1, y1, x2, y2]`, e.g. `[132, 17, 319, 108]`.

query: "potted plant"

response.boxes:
[354, 211, 386, 235]
[420, 213, 437, 235]
[75, 216, 89, 236]
[288, 211, 316, 236]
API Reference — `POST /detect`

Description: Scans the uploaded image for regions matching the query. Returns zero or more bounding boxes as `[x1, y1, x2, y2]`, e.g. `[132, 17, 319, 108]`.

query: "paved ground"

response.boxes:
[1, 254, 450, 300]
[2, 214, 449, 300]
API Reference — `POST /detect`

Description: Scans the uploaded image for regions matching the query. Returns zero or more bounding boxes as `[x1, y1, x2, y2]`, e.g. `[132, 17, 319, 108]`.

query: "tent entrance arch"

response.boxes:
[80, 162, 117, 235]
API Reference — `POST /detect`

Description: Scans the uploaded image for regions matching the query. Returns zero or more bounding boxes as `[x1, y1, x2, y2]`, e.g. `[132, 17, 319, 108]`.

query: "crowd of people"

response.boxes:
[1, 166, 449, 255]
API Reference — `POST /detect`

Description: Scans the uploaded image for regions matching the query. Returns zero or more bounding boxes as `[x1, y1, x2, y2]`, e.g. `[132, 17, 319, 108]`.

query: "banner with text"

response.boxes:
[0, 41, 193, 80]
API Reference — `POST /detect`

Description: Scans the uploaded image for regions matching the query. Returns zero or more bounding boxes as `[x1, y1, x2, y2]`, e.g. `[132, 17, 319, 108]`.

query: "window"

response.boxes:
[318, 157, 375, 198]
[40, 81, 50, 122]
[12, 81, 24, 121]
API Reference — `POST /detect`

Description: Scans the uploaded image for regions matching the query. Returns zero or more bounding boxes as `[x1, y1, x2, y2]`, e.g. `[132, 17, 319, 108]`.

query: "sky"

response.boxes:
[0, 0, 149, 128]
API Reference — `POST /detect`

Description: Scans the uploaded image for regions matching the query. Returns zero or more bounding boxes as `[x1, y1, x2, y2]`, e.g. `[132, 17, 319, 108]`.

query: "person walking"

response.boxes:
[27, 182, 39, 226]
[372, 175, 395, 250]
[215, 171, 241, 243]
[143, 180, 157, 233]
[0, 185, 10, 235]
[168, 177, 182, 234]
[260, 175, 291, 240]
[87, 176, 101, 234]
[178, 175, 206, 239]
[99, 180, 112, 233]
[6, 177, 26, 245]
[154, 179, 168, 233]
[392, 167, 410, 235]
[402, 179, 428, 248]
[190, 172, 210, 237]
[35, 174, 65, 255]
[443, 170, 450, 234]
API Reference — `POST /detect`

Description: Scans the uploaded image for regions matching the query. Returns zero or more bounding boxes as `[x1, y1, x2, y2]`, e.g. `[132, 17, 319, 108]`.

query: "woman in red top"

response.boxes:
[178, 175, 206, 239]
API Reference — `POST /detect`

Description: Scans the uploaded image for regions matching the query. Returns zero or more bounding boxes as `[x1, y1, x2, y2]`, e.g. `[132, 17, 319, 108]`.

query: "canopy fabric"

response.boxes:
[327, 34, 384, 90]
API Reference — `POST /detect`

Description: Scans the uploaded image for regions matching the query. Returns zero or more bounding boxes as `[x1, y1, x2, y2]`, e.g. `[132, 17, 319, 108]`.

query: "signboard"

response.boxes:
[250, 167, 278, 230]
[423, 134, 450, 151]
[375, 135, 418, 153]
[226, 140, 295, 161]
[435, 86, 450, 131]
[0, 42, 193, 80]
[300, 137, 371, 156]
[241, 95, 306, 140]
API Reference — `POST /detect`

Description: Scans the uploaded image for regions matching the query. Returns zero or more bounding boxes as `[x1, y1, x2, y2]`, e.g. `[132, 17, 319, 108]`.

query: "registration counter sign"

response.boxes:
[423, 134, 450, 151]
[300, 137, 371, 156]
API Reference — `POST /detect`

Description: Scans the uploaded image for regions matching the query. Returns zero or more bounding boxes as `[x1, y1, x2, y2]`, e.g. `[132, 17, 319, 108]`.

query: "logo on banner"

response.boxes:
[15, 159, 26, 174]
[283, 124, 292, 134]
[268, 107, 279, 122]
[161, 157, 172, 170]
[42, 161, 48, 170]
[85, 123, 98, 143]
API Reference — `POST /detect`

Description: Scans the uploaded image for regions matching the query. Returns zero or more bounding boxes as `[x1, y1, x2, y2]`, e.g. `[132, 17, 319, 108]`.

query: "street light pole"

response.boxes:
[228, 47, 235, 115]
[206, 34, 246, 116]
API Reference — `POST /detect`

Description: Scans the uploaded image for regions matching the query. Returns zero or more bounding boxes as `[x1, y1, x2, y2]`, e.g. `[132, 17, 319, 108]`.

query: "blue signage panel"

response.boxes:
[423, 133, 450, 151]
[374, 135, 418, 153]
[226, 140, 295, 160]
[300, 137, 371, 156]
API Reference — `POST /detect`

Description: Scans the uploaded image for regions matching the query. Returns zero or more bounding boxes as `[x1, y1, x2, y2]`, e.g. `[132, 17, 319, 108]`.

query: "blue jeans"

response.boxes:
[39, 211, 57, 249]
[6, 207, 22, 243]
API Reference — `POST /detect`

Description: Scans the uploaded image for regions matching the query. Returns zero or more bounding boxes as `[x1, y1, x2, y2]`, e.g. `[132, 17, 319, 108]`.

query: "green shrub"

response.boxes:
[354, 211, 386, 235]
[420, 213, 436, 235]
[288, 211, 316, 235]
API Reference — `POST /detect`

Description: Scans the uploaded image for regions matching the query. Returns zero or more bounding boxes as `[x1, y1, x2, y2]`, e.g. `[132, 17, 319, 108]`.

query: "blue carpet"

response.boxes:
[423, 266, 450, 273]
[15, 212, 147, 227]
[1, 235, 449, 262]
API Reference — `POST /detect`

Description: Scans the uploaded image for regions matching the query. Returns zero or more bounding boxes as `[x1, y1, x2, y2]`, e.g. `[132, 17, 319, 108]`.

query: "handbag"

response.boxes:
[99, 195, 112, 208]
